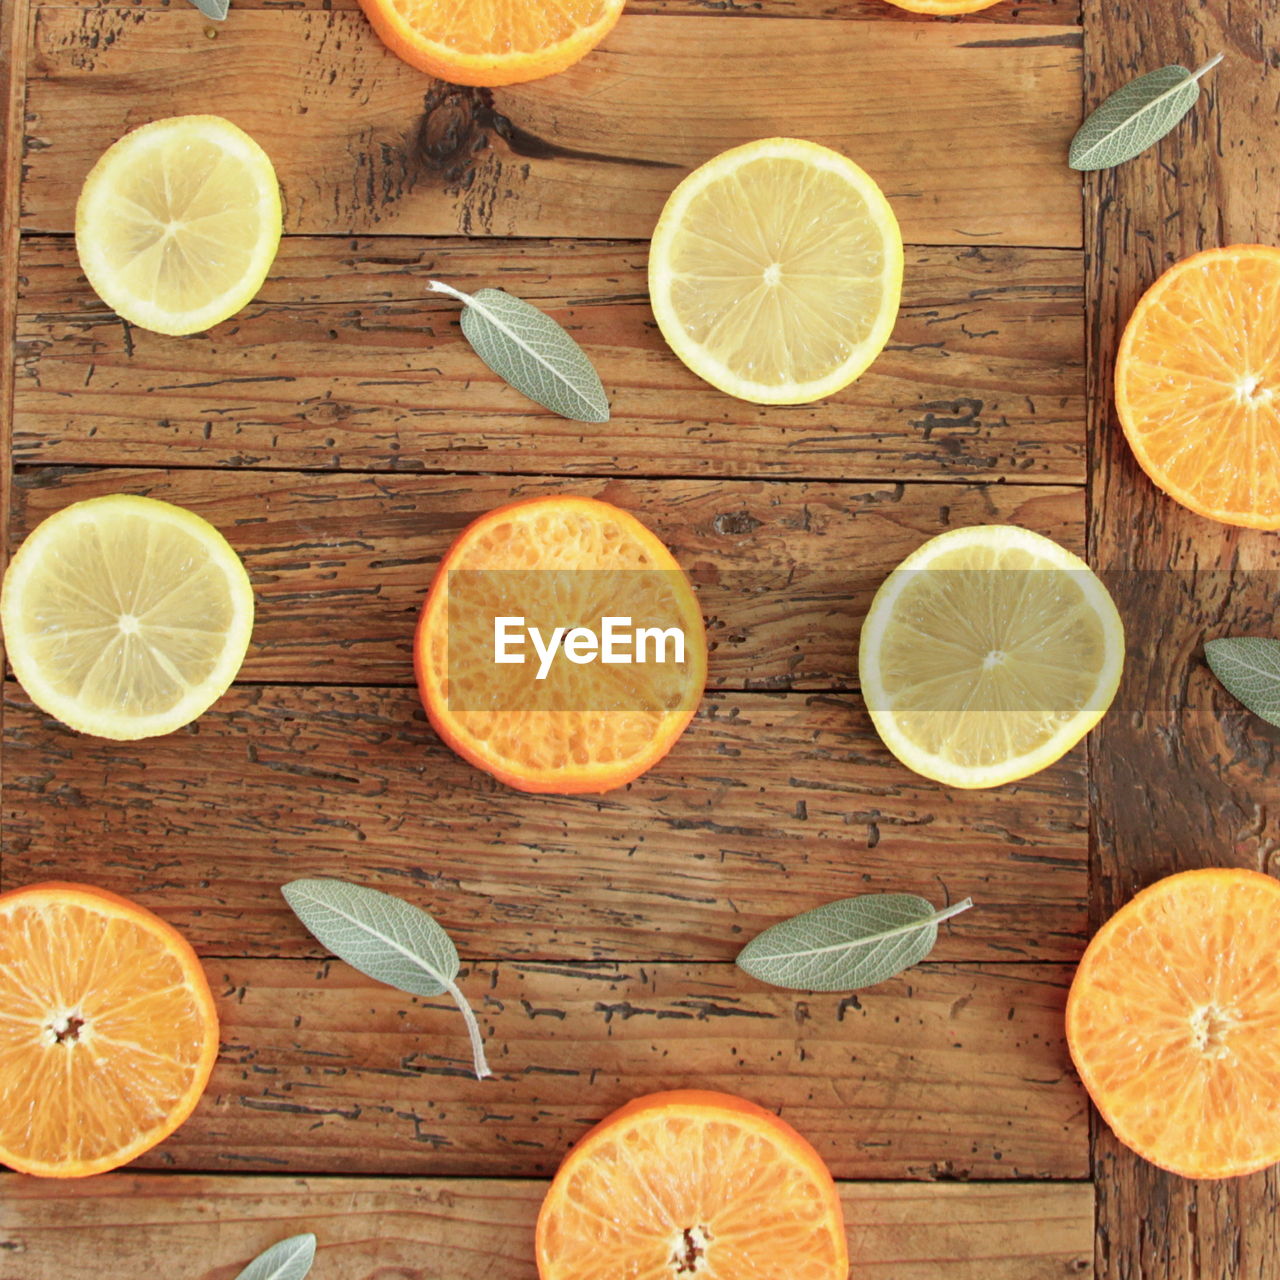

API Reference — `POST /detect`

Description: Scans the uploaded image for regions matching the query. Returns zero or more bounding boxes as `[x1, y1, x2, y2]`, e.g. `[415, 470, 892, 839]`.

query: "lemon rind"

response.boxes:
[1, 495, 255, 741]
[74, 115, 282, 338]
[858, 525, 1125, 789]
[648, 136, 905, 406]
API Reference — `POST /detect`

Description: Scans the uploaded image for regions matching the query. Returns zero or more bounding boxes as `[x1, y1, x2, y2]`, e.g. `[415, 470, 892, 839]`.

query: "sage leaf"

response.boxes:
[282, 878, 492, 1079]
[185, 0, 230, 21]
[737, 894, 974, 992]
[1205, 637, 1280, 729]
[234, 1234, 316, 1280]
[428, 279, 609, 424]
[1069, 53, 1222, 171]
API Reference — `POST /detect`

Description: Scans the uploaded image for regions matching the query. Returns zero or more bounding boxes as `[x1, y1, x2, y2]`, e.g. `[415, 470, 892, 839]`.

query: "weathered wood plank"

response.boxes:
[1084, 1, 1280, 1278]
[10, 467, 1084, 687]
[0, 1173, 1094, 1279]
[21, 13, 1083, 245]
[35, 0, 1084, 24]
[132, 959, 1087, 1177]
[14, 238, 1086, 481]
[2, 684, 1088, 962]
[0, 0, 32, 904]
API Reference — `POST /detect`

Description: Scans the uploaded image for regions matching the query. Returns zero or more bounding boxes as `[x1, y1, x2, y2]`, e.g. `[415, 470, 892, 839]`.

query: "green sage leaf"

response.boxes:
[1205, 637, 1280, 728]
[1069, 54, 1222, 171]
[186, 0, 230, 21]
[234, 1234, 316, 1280]
[282, 878, 491, 1079]
[429, 279, 609, 424]
[737, 894, 974, 992]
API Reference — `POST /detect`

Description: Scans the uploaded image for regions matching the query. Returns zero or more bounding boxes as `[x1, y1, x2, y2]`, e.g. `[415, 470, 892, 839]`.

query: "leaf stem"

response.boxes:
[1191, 52, 1224, 81]
[443, 973, 492, 1080]
[426, 279, 475, 307]
[934, 896, 975, 926]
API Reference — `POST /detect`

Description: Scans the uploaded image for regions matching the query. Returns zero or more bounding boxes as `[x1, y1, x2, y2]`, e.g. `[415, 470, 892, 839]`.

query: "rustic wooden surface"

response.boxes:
[15, 239, 1086, 479]
[23, 13, 1082, 244]
[1082, 1, 1280, 1278]
[12, 0, 1266, 1273]
[39, 0, 1084, 18]
[4, 686, 1089, 962]
[0, 1175, 1094, 1279]
[139, 960, 1085, 1179]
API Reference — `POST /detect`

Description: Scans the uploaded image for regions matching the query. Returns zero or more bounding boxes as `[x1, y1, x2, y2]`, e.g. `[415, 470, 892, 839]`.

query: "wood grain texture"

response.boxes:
[120, 959, 1088, 1178]
[0, 0, 31, 905]
[0, 1174, 1094, 1279]
[15, 238, 1086, 480]
[36, 0, 1084, 23]
[1083, 1, 1280, 1277]
[10, 467, 1084, 687]
[22, 12, 1083, 245]
[3, 684, 1088, 963]
[2, 0, 1103, 1269]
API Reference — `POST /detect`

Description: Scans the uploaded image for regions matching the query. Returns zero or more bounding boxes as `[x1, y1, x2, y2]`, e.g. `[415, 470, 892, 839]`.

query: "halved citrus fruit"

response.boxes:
[357, 0, 626, 85]
[1116, 245, 1280, 529]
[0, 882, 219, 1178]
[858, 525, 1124, 788]
[1, 494, 255, 740]
[648, 137, 903, 405]
[536, 1090, 848, 1280]
[1068, 868, 1280, 1179]
[880, 0, 1003, 12]
[75, 115, 282, 336]
[415, 495, 706, 794]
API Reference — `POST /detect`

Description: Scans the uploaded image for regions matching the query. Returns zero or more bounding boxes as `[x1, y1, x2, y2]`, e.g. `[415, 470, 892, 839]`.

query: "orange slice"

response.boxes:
[880, 0, 1003, 12]
[1067, 868, 1280, 1179]
[356, 0, 627, 86]
[1115, 245, 1280, 529]
[536, 1090, 848, 1280]
[414, 495, 706, 794]
[0, 882, 219, 1178]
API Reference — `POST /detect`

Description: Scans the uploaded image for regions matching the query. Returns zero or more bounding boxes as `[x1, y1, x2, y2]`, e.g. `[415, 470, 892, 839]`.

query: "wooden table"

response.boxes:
[0, 0, 1276, 1275]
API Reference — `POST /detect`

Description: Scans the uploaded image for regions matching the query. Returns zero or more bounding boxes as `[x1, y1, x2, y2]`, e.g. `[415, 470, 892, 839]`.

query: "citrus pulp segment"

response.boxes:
[75, 115, 282, 336]
[356, 0, 627, 85]
[0, 881, 219, 1178]
[1067, 868, 1280, 1179]
[1116, 245, 1280, 528]
[880, 0, 1004, 12]
[858, 525, 1124, 788]
[536, 1090, 848, 1280]
[1, 494, 255, 740]
[648, 137, 903, 405]
[415, 495, 706, 794]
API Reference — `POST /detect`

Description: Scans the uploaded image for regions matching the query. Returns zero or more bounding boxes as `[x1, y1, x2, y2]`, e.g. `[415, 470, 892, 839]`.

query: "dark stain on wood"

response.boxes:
[961, 32, 1084, 49]
[411, 83, 682, 177]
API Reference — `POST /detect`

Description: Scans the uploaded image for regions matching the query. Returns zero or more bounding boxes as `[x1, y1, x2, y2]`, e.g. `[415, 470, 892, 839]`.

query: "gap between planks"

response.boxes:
[10, 461, 1089, 485]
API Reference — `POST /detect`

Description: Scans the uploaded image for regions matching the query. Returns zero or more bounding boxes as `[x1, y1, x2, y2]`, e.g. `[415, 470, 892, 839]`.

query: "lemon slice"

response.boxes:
[75, 115, 282, 337]
[648, 137, 904, 405]
[858, 526, 1124, 789]
[1, 495, 255, 740]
